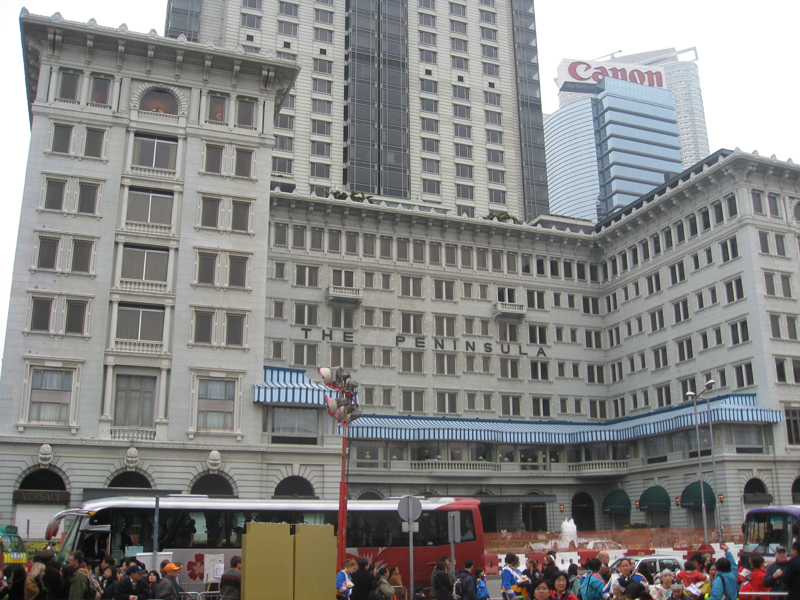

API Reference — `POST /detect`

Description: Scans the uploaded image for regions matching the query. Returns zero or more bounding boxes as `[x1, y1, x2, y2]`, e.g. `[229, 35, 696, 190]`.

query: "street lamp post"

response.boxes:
[705, 391, 723, 542]
[685, 379, 715, 545]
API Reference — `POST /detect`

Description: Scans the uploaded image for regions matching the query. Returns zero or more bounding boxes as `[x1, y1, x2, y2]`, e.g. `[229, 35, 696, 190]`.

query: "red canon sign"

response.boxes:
[568, 61, 664, 88]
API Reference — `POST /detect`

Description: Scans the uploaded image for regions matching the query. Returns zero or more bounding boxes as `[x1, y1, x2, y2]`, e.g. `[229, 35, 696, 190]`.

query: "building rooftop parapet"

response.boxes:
[19, 8, 300, 122]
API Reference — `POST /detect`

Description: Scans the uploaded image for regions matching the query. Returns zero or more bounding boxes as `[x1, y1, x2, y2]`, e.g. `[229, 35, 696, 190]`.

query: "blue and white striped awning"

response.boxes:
[253, 366, 330, 406]
[346, 394, 782, 443]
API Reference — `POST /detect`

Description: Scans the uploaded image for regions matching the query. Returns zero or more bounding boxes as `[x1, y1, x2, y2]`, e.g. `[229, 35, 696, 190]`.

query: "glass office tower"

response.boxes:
[545, 77, 681, 221]
[511, 0, 549, 219]
[346, 0, 410, 198]
[595, 78, 681, 219]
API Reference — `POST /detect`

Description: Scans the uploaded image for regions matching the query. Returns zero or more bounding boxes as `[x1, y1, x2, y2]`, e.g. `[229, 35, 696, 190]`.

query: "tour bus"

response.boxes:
[0, 525, 27, 570]
[742, 505, 800, 558]
[46, 495, 484, 591]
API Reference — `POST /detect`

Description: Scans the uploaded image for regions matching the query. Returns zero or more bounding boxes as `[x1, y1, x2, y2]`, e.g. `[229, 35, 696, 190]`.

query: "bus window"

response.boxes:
[416, 511, 448, 547]
[744, 512, 793, 554]
[350, 510, 406, 548]
[107, 508, 155, 556]
[460, 511, 475, 542]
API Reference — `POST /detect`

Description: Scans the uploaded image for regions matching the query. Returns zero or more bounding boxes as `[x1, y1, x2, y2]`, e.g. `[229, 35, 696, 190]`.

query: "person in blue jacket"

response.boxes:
[337, 559, 358, 599]
[707, 544, 738, 600]
[581, 558, 606, 600]
[502, 553, 528, 599]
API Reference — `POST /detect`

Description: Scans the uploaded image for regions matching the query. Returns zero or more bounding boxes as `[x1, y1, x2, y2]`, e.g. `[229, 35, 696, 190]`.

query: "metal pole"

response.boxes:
[408, 498, 415, 600]
[337, 417, 349, 569]
[152, 495, 160, 571]
[705, 396, 722, 542]
[692, 396, 709, 544]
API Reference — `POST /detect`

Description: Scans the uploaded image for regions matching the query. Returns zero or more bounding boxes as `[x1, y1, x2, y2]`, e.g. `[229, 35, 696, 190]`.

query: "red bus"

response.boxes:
[46, 495, 484, 592]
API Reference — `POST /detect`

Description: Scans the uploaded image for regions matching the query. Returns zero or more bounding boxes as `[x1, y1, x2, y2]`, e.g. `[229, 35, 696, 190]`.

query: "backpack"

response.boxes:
[81, 570, 102, 600]
[453, 576, 465, 600]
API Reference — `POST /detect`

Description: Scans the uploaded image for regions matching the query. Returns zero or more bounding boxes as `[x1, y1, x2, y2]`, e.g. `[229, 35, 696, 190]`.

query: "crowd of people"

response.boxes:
[497, 542, 800, 600]
[336, 542, 800, 600]
[0, 549, 190, 600]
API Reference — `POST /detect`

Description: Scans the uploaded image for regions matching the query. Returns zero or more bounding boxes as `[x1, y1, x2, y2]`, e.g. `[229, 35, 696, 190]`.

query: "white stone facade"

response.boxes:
[2, 11, 800, 538]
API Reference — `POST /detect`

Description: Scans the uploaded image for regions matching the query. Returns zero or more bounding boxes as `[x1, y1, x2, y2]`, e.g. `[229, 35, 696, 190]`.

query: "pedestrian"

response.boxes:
[24, 563, 46, 600]
[740, 553, 767, 600]
[781, 541, 800, 600]
[543, 554, 560, 582]
[524, 560, 542, 580]
[153, 563, 182, 600]
[676, 562, 707, 588]
[432, 559, 454, 600]
[352, 558, 375, 600]
[707, 544, 738, 600]
[567, 564, 581, 599]
[502, 553, 527, 600]
[67, 551, 93, 600]
[60, 565, 74, 599]
[764, 546, 789, 594]
[669, 583, 692, 600]
[388, 566, 403, 592]
[458, 559, 478, 600]
[337, 559, 358, 600]
[100, 567, 119, 600]
[597, 553, 611, 569]
[581, 559, 606, 600]
[698, 565, 717, 598]
[220, 556, 242, 600]
[551, 571, 578, 600]
[37, 551, 62, 600]
[430, 556, 456, 595]
[651, 570, 674, 600]
[475, 568, 489, 600]
[532, 578, 552, 600]
[112, 564, 148, 600]
[372, 567, 395, 600]
[146, 570, 160, 596]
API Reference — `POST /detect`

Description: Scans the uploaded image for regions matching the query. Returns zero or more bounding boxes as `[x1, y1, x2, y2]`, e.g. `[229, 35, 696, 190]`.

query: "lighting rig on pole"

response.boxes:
[685, 378, 715, 545]
[319, 366, 362, 569]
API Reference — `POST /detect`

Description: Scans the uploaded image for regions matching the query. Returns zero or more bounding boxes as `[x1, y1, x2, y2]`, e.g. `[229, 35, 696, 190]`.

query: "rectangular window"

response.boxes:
[501, 395, 521, 416]
[197, 378, 235, 430]
[419, 49, 437, 64]
[234, 149, 252, 177]
[52, 124, 73, 153]
[451, 56, 469, 70]
[116, 306, 165, 342]
[29, 368, 72, 422]
[84, 128, 104, 158]
[30, 297, 53, 331]
[314, 9, 333, 23]
[133, 135, 178, 170]
[121, 247, 168, 282]
[90, 77, 110, 105]
[402, 389, 424, 412]
[315, 28, 333, 43]
[451, 21, 467, 34]
[313, 59, 333, 74]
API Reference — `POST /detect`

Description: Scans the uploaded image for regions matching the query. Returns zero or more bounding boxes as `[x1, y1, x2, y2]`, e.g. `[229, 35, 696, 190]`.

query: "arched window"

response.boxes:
[273, 476, 315, 499]
[109, 472, 151, 489]
[191, 474, 235, 496]
[357, 491, 383, 500]
[140, 90, 179, 115]
[744, 478, 767, 495]
[571, 491, 596, 532]
[19, 469, 66, 491]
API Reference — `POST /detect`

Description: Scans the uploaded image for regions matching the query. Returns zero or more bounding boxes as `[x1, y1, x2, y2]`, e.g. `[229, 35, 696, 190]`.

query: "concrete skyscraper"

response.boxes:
[164, 0, 550, 219]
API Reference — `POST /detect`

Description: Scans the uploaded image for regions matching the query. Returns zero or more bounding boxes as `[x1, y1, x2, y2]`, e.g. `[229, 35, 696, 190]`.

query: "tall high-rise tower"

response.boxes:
[164, 0, 549, 219]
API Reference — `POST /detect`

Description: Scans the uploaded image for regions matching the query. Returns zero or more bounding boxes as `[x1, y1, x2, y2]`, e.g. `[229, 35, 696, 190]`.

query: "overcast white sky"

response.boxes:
[0, 1, 797, 362]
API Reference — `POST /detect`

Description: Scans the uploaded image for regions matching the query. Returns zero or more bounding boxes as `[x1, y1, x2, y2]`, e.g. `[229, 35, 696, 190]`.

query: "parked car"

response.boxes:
[583, 540, 623, 550]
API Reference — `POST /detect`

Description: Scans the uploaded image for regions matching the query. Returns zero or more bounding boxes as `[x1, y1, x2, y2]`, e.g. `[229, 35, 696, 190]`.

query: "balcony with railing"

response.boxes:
[327, 286, 363, 303]
[113, 340, 165, 354]
[123, 221, 174, 237]
[118, 279, 169, 295]
[129, 165, 177, 180]
[110, 428, 156, 442]
[494, 302, 526, 317]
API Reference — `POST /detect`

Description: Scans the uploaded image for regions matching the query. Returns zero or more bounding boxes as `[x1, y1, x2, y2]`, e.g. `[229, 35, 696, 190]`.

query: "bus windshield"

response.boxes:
[743, 510, 794, 555]
[0, 527, 26, 554]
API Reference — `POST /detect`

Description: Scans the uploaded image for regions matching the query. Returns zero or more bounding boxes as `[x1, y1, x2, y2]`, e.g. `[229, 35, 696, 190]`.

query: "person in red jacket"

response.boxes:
[676, 562, 708, 588]
[740, 552, 767, 600]
[550, 571, 578, 600]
